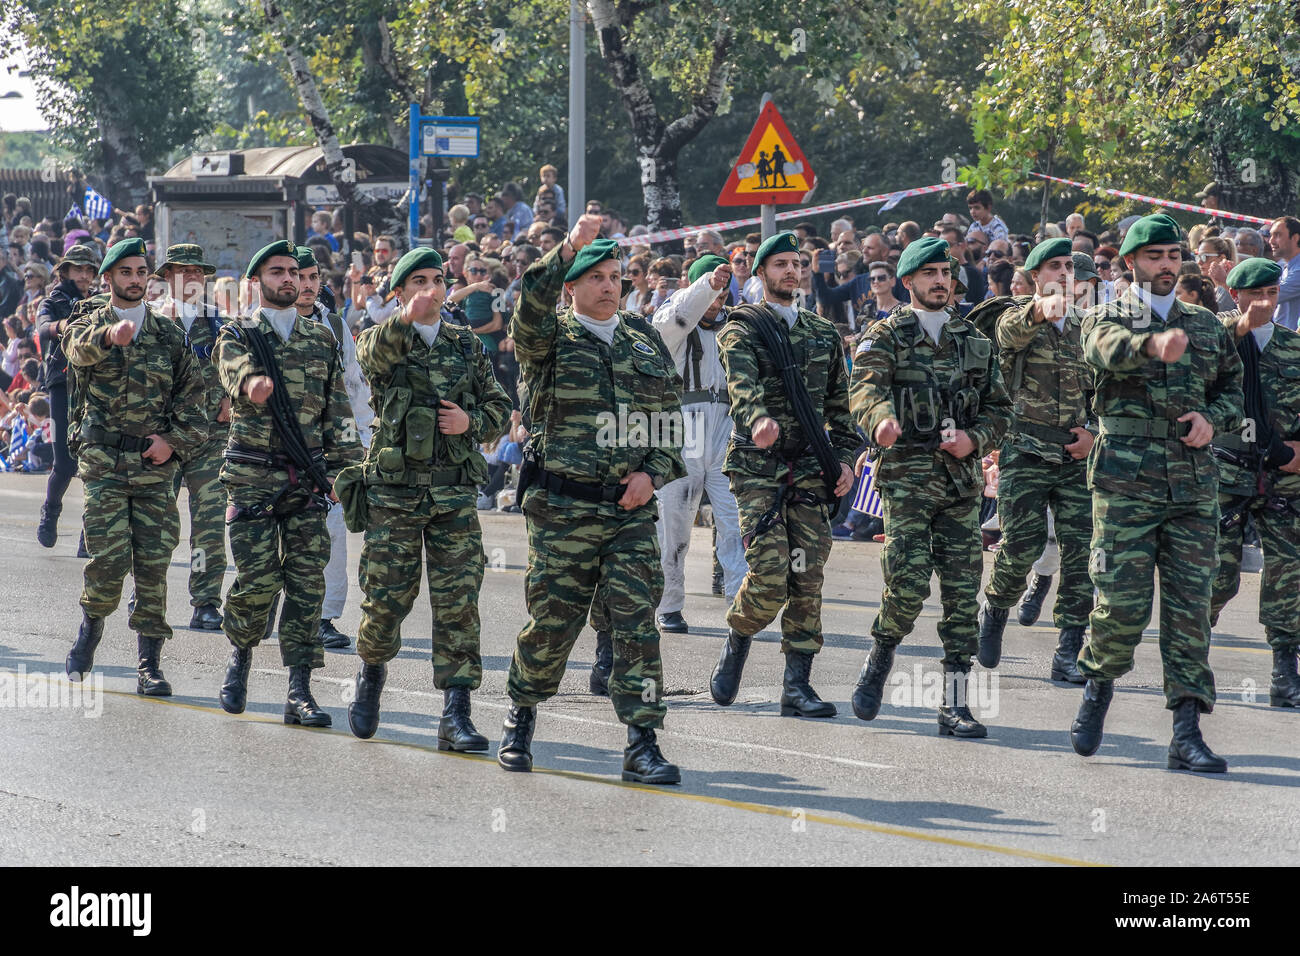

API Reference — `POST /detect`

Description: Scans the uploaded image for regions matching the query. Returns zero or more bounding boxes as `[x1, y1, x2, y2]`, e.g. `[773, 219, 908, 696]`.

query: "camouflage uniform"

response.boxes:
[353, 313, 511, 684]
[850, 307, 1011, 666]
[1209, 313, 1300, 655]
[64, 303, 208, 637]
[507, 243, 685, 728]
[214, 311, 361, 668]
[170, 304, 231, 610]
[1079, 289, 1243, 709]
[983, 300, 1094, 626]
[716, 306, 859, 649]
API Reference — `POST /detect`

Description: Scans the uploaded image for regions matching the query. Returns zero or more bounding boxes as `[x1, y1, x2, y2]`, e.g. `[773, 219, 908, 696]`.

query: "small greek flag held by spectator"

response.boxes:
[83, 186, 113, 220]
[852, 455, 884, 518]
[9, 417, 28, 465]
[67, 204, 85, 221]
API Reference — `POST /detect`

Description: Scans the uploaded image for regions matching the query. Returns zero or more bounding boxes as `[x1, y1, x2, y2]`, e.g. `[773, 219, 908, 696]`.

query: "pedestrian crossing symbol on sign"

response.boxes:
[717, 101, 815, 206]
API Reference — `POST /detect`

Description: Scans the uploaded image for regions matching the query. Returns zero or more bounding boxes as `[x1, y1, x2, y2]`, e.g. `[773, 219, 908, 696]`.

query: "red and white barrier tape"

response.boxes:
[1030, 172, 1274, 225]
[617, 181, 968, 246]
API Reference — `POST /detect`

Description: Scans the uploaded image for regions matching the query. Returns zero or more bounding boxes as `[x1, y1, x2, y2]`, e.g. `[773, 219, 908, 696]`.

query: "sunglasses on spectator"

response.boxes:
[800, 258, 811, 268]
[836, 270, 853, 280]
[1194, 252, 1221, 262]
[870, 273, 890, 282]
[24, 272, 37, 279]
[467, 267, 488, 275]
[1095, 259, 1112, 272]
[626, 268, 643, 277]
[987, 250, 1007, 260]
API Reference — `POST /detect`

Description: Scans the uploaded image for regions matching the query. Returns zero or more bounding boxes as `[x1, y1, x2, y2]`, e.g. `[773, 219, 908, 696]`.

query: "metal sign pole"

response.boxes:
[408, 102, 420, 250]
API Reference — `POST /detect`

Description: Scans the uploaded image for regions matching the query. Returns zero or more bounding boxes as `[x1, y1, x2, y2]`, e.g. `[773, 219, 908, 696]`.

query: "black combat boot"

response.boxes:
[656, 611, 689, 633]
[219, 646, 253, 714]
[319, 618, 351, 649]
[709, 628, 753, 706]
[977, 603, 1009, 668]
[622, 726, 680, 785]
[284, 664, 332, 727]
[66, 611, 104, 680]
[1051, 626, 1087, 684]
[851, 642, 895, 721]
[136, 635, 173, 696]
[439, 686, 489, 752]
[1167, 699, 1227, 773]
[37, 503, 60, 548]
[347, 662, 386, 739]
[189, 604, 223, 630]
[590, 630, 613, 696]
[497, 704, 536, 772]
[711, 569, 724, 596]
[76, 529, 89, 558]
[937, 667, 987, 738]
[1017, 573, 1053, 626]
[1070, 679, 1113, 756]
[779, 650, 837, 718]
[1269, 647, 1300, 708]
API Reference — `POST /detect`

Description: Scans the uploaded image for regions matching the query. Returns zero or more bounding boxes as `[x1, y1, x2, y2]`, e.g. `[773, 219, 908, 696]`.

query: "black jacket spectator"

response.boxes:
[37, 277, 84, 389]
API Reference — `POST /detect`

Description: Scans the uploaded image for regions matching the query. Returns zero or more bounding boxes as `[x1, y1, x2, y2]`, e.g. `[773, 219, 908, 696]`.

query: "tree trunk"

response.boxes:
[589, 0, 731, 236]
[1209, 140, 1299, 220]
[262, 0, 356, 209]
[98, 115, 150, 210]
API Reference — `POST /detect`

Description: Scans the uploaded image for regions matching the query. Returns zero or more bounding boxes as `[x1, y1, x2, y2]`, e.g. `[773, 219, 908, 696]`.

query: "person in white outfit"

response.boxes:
[294, 247, 373, 648]
[649, 253, 748, 633]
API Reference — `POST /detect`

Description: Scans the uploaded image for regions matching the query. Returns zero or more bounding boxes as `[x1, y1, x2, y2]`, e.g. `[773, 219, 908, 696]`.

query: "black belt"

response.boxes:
[681, 388, 728, 406]
[224, 442, 325, 470]
[1016, 421, 1083, 445]
[536, 467, 625, 504]
[81, 423, 150, 453]
[1099, 416, 1191, 439]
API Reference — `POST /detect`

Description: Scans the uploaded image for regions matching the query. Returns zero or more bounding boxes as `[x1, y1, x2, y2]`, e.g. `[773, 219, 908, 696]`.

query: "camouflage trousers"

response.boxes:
[1079, 492, 1218, 711]
[222, 482, 329, 668]
[984, 447, 1093, 627]
[356, 488, 484, 688]
[1211, 492, 1300, 651]
[508, 488, 666, 728]
[726, 473, 834, 653]
[870, 473, 981, 669]
[80, 474, 180, 640]
[173, 439, 228, 608]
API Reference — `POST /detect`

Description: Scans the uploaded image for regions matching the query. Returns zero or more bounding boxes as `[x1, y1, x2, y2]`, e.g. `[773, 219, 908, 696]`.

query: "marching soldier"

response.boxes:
[848, 237, 1011, 737]
[214, 240, 361, 727]
[1070, 214, 1243, 773]
[63, 237, 208, 693]
[1209, 257, 1300, 707]
[292, 245, 374, 649]
[500, 213, 686, 783]
[977, 238, 1095, 684]
[710, 231, 858, 718]
[346, 248, 510, 747]
[650, 252, 748, 634]
[156, 243, 230, 630]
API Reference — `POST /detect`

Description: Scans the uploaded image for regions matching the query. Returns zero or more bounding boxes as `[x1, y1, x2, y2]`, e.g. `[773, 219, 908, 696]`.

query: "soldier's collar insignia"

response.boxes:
[632, 341, 655, 355]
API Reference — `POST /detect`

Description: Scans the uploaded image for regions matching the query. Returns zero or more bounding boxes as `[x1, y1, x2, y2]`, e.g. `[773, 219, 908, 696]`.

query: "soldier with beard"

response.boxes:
[63, 238, 208, 693]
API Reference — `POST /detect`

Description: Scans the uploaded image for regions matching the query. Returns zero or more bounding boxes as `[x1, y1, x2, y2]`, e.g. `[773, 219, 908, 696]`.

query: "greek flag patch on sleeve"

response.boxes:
[855, 338, 875, 356]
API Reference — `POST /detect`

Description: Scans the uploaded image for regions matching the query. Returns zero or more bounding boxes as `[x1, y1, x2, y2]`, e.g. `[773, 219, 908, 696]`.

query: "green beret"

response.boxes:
[1071, 251, 1099, 282]
[154, 243, 214, 277]
[1024, 237, 1073, 272]
[98, 237, 148, 276]
[245, 239, 298, 279]
[564, 238, 621, 282]
[1118, 214, 1182, 257]
[752, 231, 800, 271]
[292, 245, 320, 270]
[1226, 256, 1283, 290]
[390, 248, 444, 289]
[895, 236, 950, 278]
[688, 254, 729, 284]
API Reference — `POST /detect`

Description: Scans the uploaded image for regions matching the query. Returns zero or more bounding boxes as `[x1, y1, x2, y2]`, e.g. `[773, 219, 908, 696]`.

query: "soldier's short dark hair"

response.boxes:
[1275, 216, 1300, 241]
[541, 227, 566, 243]
[745, 232, 762, 245]
[966, 189, 994, 208]
[793, 221, 817, 237]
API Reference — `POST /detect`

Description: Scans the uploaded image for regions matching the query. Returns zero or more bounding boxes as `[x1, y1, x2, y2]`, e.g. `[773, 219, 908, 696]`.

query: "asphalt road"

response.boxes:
[2, 472, 1296, 866]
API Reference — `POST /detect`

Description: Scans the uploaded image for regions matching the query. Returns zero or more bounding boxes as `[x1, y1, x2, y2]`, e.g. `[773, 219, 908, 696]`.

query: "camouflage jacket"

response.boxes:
[214, 310, 362, 487]
[716, 303, 859, 482]
[356, 312, 511, 499]
[994, 299, 1095, 464]
[1212, 313, 1300, 498]
[62, 301, 209, 485]
[171, 304, 231, 446]
[849, 306, 1011, 497]
[1082, 287, 1243, 503]
[509, 243, 685, 494]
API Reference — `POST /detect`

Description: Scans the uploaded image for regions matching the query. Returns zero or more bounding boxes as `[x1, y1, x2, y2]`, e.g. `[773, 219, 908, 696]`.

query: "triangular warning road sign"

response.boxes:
[717, 101, 815, 207]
